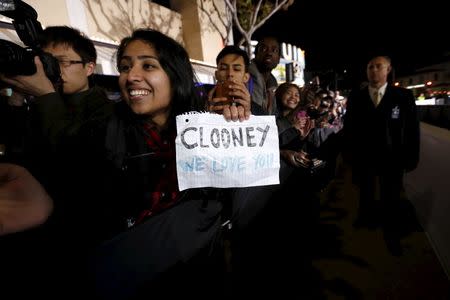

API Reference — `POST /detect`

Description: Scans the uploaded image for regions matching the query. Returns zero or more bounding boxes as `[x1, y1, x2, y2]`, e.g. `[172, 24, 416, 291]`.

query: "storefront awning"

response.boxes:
[191, 59, 216, 84]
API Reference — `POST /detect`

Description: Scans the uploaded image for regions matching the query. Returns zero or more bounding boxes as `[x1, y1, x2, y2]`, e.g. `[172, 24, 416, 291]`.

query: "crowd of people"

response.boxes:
[0, 24, 419, 299]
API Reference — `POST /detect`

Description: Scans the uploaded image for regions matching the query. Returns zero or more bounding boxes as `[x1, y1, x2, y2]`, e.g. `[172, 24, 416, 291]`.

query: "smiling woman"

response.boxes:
[91, 28, 289, 299]
[92, 28, 228, 299]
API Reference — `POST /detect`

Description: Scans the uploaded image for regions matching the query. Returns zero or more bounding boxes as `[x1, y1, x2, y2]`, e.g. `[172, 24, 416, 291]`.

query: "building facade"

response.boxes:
[1, 0, 305, 86]
[0, 0, 231, 83]
[396, 60, 450, 103]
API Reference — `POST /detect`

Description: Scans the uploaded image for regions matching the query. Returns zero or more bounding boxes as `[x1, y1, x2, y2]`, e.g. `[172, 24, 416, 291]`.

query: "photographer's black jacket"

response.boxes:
[0, 86, 115, 297]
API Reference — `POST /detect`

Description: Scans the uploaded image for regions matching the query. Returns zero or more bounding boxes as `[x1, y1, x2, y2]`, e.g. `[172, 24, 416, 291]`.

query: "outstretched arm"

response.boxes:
[0, 163, 53, 236]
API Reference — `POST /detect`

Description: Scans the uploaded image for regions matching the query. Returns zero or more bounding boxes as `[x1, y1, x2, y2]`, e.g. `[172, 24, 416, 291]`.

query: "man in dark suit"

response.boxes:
[344, 55, 420, 255]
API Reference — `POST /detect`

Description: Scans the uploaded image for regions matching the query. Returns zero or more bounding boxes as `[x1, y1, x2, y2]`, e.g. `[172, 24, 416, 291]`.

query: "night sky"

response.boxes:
[252, 0, 449, 89]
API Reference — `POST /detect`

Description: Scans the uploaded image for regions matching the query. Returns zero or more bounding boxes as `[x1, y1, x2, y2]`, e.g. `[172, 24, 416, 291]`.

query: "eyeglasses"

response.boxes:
[57, 59, 85, 68]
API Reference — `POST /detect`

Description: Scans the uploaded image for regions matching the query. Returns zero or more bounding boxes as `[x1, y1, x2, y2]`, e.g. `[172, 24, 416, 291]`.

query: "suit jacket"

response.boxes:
[344, 85, 420, 175]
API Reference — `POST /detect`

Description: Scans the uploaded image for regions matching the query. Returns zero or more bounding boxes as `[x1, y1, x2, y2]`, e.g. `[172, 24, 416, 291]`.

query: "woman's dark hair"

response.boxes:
[275, 82, 302, 112]
[116, 29, 202, 123]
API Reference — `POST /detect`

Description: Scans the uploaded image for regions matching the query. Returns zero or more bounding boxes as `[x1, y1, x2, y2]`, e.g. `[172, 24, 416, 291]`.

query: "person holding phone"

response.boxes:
[207, 45, 252, 121]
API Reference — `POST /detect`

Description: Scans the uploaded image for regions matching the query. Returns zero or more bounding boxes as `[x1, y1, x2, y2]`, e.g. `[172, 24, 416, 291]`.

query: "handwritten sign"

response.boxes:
[175, 112, 280, 191]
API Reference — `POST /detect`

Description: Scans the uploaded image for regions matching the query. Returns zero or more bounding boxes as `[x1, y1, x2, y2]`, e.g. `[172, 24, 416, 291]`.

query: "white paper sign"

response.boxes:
[175, 112, 280, 191]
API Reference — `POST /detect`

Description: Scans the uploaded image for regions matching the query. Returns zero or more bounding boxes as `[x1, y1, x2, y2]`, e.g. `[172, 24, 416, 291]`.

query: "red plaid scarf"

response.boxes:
[135, 123, 179, 224]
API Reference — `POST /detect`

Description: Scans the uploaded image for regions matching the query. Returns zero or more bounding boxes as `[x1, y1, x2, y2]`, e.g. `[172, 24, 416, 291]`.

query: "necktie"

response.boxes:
[373, 91, 381, 107]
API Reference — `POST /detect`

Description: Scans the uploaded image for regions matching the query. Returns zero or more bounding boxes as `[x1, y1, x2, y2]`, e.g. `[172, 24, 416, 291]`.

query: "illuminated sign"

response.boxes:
[281, 43, 305, 70]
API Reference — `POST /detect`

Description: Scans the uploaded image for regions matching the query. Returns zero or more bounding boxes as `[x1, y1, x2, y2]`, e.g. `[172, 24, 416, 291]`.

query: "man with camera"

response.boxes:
[0, 25, 113, 296]
[1, 25, 113, 150]
[0, 25, 113, 223]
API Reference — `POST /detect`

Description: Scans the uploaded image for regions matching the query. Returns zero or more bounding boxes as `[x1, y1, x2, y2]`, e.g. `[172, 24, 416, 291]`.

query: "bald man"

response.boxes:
[344, 55, 420, 256]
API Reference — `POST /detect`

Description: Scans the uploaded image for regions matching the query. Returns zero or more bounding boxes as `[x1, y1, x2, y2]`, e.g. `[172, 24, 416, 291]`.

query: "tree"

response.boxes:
[83, 0, 183, 44]
[198, 0, 233, 47]
[225, 0, 295, 56]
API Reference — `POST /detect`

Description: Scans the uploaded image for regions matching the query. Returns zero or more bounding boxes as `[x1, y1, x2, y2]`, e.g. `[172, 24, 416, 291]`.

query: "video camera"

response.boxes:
[0, 0, 60, 83]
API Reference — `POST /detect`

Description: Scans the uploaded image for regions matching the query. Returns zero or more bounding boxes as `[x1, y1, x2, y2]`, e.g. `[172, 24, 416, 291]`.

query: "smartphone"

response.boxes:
[297, 110, 307, 118]
[215, 80, 233, 104]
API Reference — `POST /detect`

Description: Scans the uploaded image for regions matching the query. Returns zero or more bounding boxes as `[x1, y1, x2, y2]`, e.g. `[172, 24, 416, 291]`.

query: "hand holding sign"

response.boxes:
[176, 113, 280, 190]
